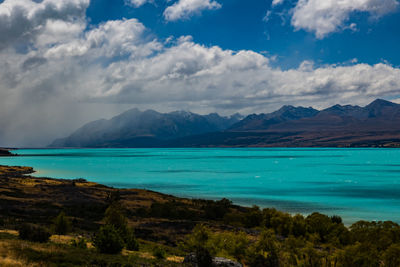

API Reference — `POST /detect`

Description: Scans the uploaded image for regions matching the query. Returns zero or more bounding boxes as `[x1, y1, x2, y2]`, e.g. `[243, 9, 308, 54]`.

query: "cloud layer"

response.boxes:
[1, 0, 400, 146]
[291, 0, 399, 38]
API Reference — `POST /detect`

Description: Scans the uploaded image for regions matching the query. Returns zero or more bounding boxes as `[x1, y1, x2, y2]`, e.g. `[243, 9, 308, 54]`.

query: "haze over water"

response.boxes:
[2, 148, 400, 224]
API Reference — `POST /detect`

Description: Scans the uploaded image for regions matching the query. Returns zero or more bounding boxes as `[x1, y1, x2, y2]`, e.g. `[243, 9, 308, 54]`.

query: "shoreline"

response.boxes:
[0, 163, 396, 226]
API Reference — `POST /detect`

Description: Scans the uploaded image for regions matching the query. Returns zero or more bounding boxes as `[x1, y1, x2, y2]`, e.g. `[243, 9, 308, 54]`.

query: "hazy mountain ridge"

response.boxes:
[50, 109, 243, 147]
[50, 99, 400, 148]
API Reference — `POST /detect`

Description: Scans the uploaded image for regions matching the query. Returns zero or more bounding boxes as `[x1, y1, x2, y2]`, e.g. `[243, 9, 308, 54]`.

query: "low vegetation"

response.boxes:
[1, 165, 400, 266]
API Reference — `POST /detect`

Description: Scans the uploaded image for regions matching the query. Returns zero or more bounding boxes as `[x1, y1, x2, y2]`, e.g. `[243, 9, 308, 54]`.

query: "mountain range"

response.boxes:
[50, 109, 242, 148]
[50, 99, 400, 148]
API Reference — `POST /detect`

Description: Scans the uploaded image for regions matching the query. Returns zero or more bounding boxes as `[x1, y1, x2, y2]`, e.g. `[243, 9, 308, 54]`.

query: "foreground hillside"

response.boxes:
[50, 99, 400, 148]
[1, 165, 400, 266]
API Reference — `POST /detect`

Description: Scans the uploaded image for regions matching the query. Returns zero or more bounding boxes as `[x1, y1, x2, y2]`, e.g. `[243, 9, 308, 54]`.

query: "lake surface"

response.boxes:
[1, 148, 400, 224]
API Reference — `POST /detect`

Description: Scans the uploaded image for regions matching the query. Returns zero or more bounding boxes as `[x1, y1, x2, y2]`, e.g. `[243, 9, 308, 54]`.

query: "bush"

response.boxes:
[306, 212, 333, 242]
[224, 232, 248, 262]
[247, 230, 280, 267]
[93, 224, 124, 254]
[152, 246, 167, 259]
[196, 246, 213, 267]
[291, 214, 307, 237]
[125, 228, 139, 251]
[383, 244, 400, 267]
[53, 211, 71, 235]
[243, 205, 263, 228]
[331, 215, 343, 224]
[103, 203, 127, 235]
[204, 198, 232, 220]
[338, 242, 380, 267]
[106, 190, 121, 204]
[70, 237, 87, 249]
[184, 224, 211, 250]
[18, 224, 51, 243]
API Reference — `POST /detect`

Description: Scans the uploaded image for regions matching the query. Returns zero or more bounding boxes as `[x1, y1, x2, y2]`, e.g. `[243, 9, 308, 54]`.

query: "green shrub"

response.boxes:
[331, 215, 343, 224]
[247, 229, 280, 267]
[125, 228, 139, 251]
[306, 212, 333, 242]
[338, 242, 380, 267]
[291, 214, 307, 237]
[224, 232, 248, 262]
[53, 211, 71, 235]
[152, 246, 167, 259]
[104, 203, 128, 235]
[383, 244, 400, 267]
[195, 246, 213, 267]
[204, 198, 232, 220]
[18, 223, 51, 243]
[184, 224, 211, 251]
[243, 205, 263, 228]
[107, 190, 121, 204]
[93, 224, 124, 254]
[70, 237, 87, 249]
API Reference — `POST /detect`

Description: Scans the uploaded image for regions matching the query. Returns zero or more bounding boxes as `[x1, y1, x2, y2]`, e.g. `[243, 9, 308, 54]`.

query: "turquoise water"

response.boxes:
[1, 148, 400, 224]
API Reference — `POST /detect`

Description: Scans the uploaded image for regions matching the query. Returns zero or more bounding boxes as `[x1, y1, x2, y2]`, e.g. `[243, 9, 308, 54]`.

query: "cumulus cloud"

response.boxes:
[1, 0, 400, 146]
[291, 0, 399, 38]
[0, 0, 89, 50]
[164, 0, 221, 21]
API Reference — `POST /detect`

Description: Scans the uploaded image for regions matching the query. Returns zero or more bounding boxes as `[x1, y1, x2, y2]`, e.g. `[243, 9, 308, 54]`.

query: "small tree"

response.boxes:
[53, 211, 71, 235]
[93, 224, 124, 254]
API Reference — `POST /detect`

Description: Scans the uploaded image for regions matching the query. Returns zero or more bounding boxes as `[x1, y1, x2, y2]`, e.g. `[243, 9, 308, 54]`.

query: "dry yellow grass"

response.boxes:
[49, 234, 75, 244]
[0, 230, 18, 236]
[0, 240, 36, 267]
[0, 256, 34, 267]
[166, 255, 184, 263]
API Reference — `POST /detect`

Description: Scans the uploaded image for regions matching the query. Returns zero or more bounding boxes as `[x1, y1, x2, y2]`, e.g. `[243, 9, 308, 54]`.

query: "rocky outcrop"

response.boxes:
[183, 253, 242, 267]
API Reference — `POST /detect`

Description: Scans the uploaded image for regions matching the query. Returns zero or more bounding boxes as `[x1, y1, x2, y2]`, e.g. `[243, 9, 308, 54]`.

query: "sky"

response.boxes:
[1, 0, 400, 146]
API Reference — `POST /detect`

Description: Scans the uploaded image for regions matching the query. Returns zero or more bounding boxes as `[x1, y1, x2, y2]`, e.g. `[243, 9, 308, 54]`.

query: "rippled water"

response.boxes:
[1, 148, 400, 224]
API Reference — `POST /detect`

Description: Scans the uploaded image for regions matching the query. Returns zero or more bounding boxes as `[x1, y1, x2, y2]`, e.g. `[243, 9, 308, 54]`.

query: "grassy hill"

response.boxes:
[1, 165, 400, 266]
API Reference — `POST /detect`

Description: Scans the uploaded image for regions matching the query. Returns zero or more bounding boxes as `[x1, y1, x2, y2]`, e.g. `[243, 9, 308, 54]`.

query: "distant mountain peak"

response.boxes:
[279, 105, 295, 110]
[366, 99, 397, 109]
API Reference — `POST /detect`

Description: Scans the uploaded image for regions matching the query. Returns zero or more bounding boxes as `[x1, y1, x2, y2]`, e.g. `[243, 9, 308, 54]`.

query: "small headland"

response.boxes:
[0, 149, 16, 157]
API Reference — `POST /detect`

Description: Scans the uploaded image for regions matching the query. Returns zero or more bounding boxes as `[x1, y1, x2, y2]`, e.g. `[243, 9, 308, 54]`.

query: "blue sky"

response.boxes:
[86, 0, 400, 69]
[1, 0, 400, 145]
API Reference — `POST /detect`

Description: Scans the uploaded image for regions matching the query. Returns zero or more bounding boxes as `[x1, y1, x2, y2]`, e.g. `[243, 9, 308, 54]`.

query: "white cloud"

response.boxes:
[163, 0, 221, 21]
[126, 0, 153, 8]
[272, 0, 285, 7]
[291, 0, 399, 38]
[1, 0, 400, 146]
[0, 0, 89, 50]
